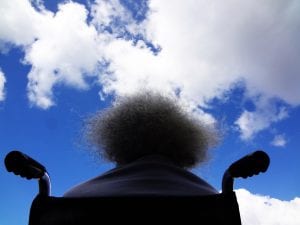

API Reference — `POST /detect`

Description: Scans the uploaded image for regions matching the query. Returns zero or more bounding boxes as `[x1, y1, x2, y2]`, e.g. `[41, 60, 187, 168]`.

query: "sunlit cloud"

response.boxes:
[0, 0, 46, 46]
[0, 68, 6, 101]
[271, 134, 287, 147]
[235, 97, 289, 140]
[24, 2, 102, 108]
[236, 189, 300, 225]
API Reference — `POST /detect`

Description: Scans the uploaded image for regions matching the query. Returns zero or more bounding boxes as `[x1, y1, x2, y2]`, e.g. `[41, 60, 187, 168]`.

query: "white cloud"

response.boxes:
[95, 0, 300, 130]
[271, 134, 287, 147]
[235, 97, 289, 140]
[0, 0, 105, 109]
[236, 189, 300, 225]
[145, 0, 300, 106]
[0, 0, 47, 46]
[0, 0, 300, 136]
[0, 68, 6, 101]
[91, 0, 131, 29]
[24, 2, 102, 109]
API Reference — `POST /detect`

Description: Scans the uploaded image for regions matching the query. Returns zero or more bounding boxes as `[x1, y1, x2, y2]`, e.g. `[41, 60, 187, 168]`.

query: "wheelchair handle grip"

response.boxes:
[4, 150, 46, 179]
[228, 150, 270, 178]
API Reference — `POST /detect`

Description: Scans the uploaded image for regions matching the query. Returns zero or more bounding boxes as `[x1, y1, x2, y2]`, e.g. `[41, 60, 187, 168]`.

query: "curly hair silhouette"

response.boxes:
[84, 92, 219, 168]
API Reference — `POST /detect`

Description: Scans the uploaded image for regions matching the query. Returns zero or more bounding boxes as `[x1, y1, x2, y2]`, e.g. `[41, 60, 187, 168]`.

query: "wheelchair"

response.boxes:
[5, 150, 270, 225]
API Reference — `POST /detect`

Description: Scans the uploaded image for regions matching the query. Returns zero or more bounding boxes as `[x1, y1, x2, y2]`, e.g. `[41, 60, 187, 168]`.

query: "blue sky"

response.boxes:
[1, 0, 300, 224]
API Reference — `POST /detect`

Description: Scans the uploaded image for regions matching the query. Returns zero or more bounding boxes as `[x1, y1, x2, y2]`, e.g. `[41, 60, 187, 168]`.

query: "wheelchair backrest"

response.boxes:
[29, 193, 241, 225]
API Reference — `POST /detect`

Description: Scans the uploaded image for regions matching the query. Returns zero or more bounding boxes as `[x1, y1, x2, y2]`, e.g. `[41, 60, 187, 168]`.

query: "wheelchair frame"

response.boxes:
[5, 150, 270, 225]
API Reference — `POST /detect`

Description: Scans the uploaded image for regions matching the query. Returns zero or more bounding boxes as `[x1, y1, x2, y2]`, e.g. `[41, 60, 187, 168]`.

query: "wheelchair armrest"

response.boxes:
[222, 150, 270, 193]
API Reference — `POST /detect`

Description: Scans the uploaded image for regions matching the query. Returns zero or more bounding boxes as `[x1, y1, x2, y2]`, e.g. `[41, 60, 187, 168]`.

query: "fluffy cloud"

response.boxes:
[24, 2, 102, 108]
[235, 97, 289, 140]
[271, 134, 287, 147]
[0, 0, 47, 46]
[96, 0, 300, 135]
[93, 0, 300, 132]
[236, 189, 300, 225]
[1, 0, 300, 136]
[0, 0, 105, 108]
[0, 68, 6, 101]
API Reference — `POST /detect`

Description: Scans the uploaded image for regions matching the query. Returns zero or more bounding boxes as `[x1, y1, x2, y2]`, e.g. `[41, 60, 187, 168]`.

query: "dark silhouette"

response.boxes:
[4, 93, 270, 225]
[64, 92, 219, 197]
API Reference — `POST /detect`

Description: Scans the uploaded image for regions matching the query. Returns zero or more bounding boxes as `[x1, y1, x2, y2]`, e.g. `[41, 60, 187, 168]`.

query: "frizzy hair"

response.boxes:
[84, 92, 219, 168]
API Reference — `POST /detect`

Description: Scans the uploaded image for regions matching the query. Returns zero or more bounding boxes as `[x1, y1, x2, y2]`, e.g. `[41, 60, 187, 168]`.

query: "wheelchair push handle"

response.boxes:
[5, 150, 51, 196]
[228, 150, 270, 178]
[222, 150, 270, 193]
[5, 150, 46, 179]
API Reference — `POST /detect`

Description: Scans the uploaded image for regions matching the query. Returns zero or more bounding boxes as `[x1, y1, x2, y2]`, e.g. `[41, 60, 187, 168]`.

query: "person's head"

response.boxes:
[84, 92, 219, 168]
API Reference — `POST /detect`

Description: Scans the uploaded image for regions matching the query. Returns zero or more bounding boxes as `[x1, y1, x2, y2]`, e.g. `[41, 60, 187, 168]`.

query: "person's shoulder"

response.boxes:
[123, 154, 218, 194]
[64, 154, 218, 197]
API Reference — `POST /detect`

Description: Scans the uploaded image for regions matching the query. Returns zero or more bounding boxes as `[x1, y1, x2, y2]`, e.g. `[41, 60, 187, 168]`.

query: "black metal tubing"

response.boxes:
[222, 170, 234, 194]
[222, 150, 270, 194]
[38, 173, 51, 196]
[5, 150, 51, 196]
